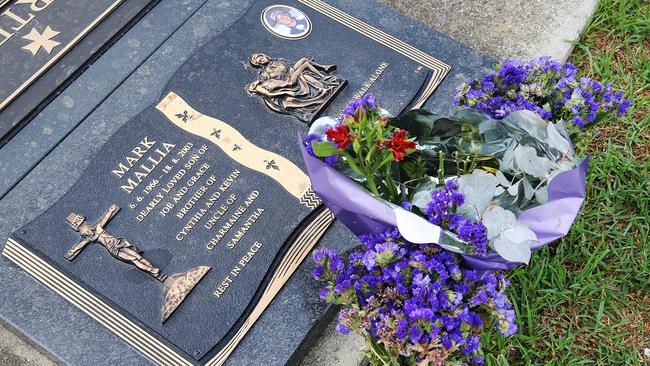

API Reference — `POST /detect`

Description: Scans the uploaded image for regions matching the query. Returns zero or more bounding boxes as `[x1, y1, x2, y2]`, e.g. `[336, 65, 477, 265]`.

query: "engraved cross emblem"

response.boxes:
[175, 110, 191, 122]
[232, 144, 242, 151]
[211, 129, 222, 138]
[22, 26, 61, 56]
[264, 159, 280, 170]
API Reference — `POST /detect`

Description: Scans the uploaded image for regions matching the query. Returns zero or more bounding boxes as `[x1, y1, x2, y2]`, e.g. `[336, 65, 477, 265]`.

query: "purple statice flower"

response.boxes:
[454, 56, 630, 127]
[313, 228, 516, 365]
[498, 59, 527, 85]
[302, 133, 323, 157]
[617, 97, 631, 115]
[336, 323, 351, 335]
[400, 201, 413, 211]
[340, 93, 378, 120]
[425, 182, 488, 255]
[323, 155, 340, 168]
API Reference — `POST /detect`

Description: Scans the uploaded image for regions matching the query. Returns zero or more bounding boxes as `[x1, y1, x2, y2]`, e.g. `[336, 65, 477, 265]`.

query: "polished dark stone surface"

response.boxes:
[0, 0, 496, 365]
[0, 0, 159, 144]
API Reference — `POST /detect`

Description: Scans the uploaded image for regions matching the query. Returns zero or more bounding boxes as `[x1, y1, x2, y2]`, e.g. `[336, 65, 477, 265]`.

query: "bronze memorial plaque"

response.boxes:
[3, 1, 451, 365]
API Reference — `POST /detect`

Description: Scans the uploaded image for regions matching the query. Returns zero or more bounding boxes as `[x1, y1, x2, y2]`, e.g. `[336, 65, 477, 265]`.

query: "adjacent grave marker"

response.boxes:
[0, 0, 158, 144]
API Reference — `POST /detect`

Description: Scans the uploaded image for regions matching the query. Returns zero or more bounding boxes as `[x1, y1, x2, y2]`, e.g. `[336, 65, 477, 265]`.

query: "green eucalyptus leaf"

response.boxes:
[535, 186, 548, 204]
[554, 120, 572, 141]
[500, 142, 517, 171]
[507, 180, 520, 196]
[411, 190, 432, 210]
[482, 205, 516, 240]
[495, 170, 511, 187]
[457, 170, 497, 220]
[493, 236, 531, 264]
[522, 176, 534, 201]
[514, 145, 553, 179]
[547, 122, 572, 155]
[502, 225, 537, 244]
[312, 141, 340, 157]
[502, 110, 548, 142]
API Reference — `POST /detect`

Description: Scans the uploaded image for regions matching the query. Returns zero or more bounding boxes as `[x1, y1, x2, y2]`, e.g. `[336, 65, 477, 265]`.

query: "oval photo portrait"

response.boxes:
[261, 5, 312, 40]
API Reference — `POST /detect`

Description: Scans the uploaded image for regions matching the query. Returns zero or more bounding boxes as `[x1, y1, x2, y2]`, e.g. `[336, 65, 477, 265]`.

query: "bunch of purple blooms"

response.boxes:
[313, 187, 517, 366]
[454, 56, 631, 127]
[424, 181, 488, 256]
[313, 227, 516, 366]
[340, 93, 377, 120]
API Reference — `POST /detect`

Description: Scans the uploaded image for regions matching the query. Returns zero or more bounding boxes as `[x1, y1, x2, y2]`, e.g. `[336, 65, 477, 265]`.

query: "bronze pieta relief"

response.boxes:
[247, 52, 347, 123]
[65, 203, 210, 323]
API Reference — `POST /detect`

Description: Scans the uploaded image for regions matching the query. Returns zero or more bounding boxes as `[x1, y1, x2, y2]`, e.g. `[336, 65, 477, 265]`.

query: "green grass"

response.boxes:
[482, 0, 650, 364]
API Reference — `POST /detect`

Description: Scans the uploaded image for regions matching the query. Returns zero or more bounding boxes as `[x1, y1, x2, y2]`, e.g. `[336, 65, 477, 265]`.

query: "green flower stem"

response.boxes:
[384, 162, 400, 203]
[438, 150, 446, 182]
[366, 175, 381, 197]
[365, 334, 390, 366]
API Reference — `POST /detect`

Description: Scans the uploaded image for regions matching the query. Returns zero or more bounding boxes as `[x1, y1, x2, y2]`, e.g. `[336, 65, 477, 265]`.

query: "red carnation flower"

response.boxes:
[326, 124, 354, 150]
[389, 129, 416, 161]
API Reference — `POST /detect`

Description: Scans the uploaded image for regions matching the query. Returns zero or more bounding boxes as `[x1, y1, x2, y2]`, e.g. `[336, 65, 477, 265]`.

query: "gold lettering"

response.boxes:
[226, 208, 264, 249]
[120, 178, 139, 194]
[19, 0, 55, 12]
[2, 8, 34, 32]
[0, 27, 13, 47]
[112, 136, 158, 179]
[213, 241, 263, 299]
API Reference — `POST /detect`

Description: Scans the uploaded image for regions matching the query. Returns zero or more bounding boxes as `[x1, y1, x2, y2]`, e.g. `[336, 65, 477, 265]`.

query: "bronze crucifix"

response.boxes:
[65, 203, 210, 323]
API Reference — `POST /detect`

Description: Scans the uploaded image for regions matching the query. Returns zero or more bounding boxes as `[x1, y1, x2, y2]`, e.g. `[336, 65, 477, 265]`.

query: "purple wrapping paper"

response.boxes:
[461, 157, 588, 270]
[300, 140, 589, 271]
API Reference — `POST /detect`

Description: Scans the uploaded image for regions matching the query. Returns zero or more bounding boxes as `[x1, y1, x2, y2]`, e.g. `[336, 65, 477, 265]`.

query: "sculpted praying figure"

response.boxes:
[247, 52, 346, 122]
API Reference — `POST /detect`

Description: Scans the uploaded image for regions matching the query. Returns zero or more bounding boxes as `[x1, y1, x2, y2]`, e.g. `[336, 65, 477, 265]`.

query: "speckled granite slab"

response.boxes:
[0, 0, 496, 365]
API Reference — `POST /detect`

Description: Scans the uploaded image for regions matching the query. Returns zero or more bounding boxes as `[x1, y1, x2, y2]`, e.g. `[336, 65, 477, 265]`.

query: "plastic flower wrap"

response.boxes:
[302, 103, 588, 269]
[303, 57, 627, 365]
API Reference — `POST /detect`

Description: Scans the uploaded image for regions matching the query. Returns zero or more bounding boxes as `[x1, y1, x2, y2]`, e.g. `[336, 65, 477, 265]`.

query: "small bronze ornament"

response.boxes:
[65, 204, 210, 323]
[247, 52, 346, 123]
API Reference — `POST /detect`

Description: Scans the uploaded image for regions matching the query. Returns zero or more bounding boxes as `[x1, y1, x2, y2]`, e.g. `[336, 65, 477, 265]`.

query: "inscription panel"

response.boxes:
[3, 0, 451, 365]
[10, 97, 318, 359]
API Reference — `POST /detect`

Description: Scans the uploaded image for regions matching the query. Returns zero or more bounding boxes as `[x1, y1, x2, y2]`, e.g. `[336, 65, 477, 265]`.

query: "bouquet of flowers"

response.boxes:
[302, 57, 629, 365]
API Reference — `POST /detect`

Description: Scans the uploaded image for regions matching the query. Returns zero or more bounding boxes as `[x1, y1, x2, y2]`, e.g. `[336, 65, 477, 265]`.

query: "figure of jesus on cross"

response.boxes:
[65, 204, 167, 282]
[64, 203, 210, 322]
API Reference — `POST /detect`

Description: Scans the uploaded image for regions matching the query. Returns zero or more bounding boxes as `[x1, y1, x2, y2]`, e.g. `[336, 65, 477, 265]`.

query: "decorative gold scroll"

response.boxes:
[156, 92, 318, 208]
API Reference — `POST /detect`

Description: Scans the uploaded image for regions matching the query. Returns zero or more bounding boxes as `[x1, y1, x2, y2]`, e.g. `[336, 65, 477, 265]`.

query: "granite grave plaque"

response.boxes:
[0, 0, 159, 144]
[3, 1, 451, 365]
